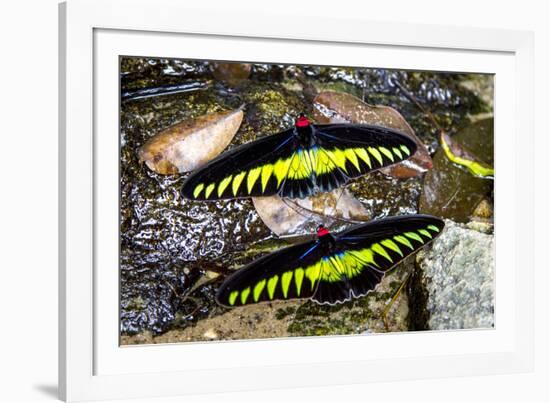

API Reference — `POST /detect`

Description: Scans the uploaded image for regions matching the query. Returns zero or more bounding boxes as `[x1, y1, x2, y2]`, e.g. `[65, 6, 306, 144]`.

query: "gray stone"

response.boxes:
[418, 220, 494, 330]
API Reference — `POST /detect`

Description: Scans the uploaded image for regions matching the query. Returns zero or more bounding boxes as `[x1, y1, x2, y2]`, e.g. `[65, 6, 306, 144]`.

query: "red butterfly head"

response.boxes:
[295, 114, 310, 128]
[316, 225, 330, 238]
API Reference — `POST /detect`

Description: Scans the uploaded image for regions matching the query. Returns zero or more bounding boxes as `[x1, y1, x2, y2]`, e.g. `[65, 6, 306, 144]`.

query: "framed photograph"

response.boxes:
[59, 0, 534, 401]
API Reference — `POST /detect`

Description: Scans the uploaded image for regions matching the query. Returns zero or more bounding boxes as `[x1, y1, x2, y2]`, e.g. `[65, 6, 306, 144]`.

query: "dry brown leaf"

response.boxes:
[138, 107, 244, 174]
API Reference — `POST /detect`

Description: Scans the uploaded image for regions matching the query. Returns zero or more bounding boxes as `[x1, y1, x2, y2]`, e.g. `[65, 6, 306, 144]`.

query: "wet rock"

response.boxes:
[348, 171, 422, 219]
[300, 66, 368, 96]
[417, 220, 494, 330]
[211, 63, 252, 86]
[252, 189, 370, 237]
[419, 118, 493, 222]
[121, 58, 210, 91]
[138, 107, 244, 174]
[312, 90, 433, 178]
[121, 80, 210, 103]
[119, 195, 272, 334]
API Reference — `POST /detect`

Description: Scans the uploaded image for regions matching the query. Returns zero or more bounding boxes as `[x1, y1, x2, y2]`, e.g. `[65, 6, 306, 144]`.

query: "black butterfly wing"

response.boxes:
[182, 129, 299, 200]
[182, 123, 418, 201]
[216, 239, 329, 307]
[312, 215, 444, 305]
[216, 214, 444, 307]
[304, 124, 418, 194]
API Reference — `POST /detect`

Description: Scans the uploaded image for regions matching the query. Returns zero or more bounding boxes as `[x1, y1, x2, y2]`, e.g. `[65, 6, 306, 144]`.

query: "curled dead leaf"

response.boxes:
[440, 131, 494, 178]
[252, 189, 370, 237]
[312, 91, 432, 178]
[138, 107, 244, 174]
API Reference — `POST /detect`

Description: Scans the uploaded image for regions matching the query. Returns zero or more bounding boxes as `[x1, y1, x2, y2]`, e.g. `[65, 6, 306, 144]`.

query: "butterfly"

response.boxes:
[216, 214, 444, 307]
[182, 115, 417, 200]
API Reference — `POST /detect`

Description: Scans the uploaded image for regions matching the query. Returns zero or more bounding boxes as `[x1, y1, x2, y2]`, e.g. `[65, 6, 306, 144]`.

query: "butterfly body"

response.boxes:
[182, 116, 417, 200]
[216, 214, 444, 307]
[293, 115, 317, 147]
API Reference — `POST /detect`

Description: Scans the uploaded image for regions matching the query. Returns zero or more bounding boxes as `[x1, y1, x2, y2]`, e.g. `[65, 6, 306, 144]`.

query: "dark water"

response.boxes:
[119, 58, 493, 337]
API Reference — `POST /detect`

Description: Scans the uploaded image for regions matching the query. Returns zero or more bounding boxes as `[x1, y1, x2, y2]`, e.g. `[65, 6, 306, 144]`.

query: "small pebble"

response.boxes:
[203, 328, 218, 340]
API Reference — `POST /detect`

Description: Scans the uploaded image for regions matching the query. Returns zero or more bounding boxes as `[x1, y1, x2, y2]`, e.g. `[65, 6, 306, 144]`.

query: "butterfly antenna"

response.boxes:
[281, 197, 315, 221]
[283, 194, 367, 226]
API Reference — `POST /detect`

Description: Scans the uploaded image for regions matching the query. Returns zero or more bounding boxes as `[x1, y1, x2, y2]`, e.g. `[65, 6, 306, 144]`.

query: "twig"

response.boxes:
[382, 271, 411, 331]
[194, 262, 233, 276]
[391, 79, 444, 133]
[180, 296, 202, 321]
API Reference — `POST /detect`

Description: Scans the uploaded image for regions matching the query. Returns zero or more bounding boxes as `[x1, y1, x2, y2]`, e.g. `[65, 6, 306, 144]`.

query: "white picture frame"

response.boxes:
[59, 0, 534, 401]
